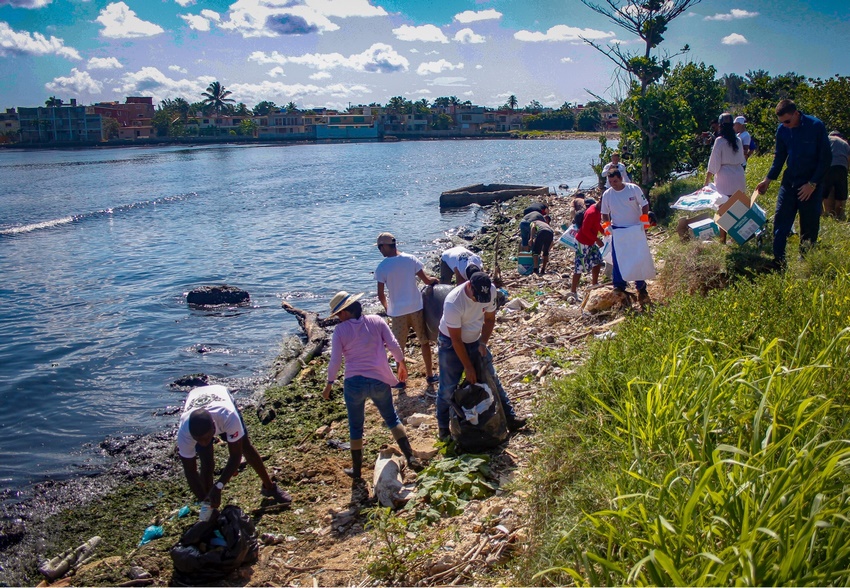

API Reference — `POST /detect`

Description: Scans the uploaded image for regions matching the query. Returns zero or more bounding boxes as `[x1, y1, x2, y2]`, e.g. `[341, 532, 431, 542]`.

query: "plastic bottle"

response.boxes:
[199, 500, 212, 522]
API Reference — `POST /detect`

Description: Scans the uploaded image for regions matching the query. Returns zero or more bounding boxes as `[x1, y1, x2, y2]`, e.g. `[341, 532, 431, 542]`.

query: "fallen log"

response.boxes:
[273, 302, 330, 387]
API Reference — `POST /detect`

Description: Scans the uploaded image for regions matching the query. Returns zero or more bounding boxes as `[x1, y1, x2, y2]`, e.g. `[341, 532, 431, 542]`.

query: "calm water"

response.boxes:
[0, 139, 600, 490]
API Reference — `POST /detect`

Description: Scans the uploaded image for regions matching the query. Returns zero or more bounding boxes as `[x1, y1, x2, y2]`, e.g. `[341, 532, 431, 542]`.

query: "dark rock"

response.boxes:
[0, 519, 25, 549]
[186, 285, 250, 307]
[170, 373, 209, 388]
[257, 405, 276, 425]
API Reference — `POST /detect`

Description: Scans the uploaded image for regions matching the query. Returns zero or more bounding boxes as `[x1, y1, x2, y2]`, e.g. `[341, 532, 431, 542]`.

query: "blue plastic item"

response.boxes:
[177, 505, 191, 518]
[139, 525, 164, 546]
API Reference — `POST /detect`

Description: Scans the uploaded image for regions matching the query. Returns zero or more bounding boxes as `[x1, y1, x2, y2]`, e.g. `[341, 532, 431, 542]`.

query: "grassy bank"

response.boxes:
[521, 156, 850, 585]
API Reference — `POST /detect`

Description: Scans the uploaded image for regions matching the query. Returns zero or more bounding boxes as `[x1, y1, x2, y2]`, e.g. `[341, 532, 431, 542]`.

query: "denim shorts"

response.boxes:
[343, 375, 402, 441]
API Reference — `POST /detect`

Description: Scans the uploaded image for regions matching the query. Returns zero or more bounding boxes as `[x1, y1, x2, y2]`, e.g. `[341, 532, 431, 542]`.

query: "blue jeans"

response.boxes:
[773, 183, 823, 261]
[611, 232, 646, 292]
[343, 376, 402, 441]
[436, 334, 516, 430]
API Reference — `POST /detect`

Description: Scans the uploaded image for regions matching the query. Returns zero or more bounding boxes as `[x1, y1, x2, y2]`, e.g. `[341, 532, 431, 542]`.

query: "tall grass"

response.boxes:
[521, 164, 850, 585]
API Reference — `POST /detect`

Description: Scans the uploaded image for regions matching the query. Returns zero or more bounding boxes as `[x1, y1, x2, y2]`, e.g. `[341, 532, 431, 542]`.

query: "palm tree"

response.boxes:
[286, 101, 298, 112]
[201, 81, 235, 114]
[508, 95, 518, 112]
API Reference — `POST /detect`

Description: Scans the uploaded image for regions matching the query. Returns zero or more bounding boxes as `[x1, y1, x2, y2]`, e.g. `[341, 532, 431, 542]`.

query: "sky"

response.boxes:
[1, 0, 848, 112]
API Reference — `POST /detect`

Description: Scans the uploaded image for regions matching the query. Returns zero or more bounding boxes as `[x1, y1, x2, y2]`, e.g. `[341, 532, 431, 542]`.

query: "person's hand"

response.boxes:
[396, 362, 408, 383]
[465, 367, 478, 385]
[322, 382, 333, 400]
[797, 183, 815, 201]
[207, 484, 222, 509]
[596, 238, 604, 248]
[756, 178, 771, 195]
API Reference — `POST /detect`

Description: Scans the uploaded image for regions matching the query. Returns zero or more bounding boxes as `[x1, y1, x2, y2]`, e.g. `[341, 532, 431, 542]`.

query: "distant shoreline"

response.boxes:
[0, 130, 619, 151]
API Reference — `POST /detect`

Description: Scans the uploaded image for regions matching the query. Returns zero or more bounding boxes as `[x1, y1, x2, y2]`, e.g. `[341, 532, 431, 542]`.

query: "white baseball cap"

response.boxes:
[734, 116, 746, 125]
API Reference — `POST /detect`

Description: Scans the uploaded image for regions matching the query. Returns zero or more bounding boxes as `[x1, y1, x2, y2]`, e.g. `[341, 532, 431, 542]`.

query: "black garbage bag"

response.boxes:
[170, 505, 258, 585]
[448, 353, 508, 452]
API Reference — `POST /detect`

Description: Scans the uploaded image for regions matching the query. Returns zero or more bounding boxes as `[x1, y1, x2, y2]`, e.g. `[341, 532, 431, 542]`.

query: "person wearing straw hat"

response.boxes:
[322, 291, 423, 480]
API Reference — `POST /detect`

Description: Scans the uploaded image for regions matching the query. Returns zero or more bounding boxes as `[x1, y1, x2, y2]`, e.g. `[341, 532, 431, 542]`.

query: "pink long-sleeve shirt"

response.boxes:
[327, 315, 404, 386]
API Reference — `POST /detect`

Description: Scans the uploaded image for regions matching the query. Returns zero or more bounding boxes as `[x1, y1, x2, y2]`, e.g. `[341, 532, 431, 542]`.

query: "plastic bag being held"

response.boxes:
[170, 505, 258, 584]
[448, 352, 508, 452]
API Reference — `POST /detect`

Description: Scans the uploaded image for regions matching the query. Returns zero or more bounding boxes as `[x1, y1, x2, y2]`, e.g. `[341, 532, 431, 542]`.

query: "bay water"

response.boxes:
[0, 139, 600, 491]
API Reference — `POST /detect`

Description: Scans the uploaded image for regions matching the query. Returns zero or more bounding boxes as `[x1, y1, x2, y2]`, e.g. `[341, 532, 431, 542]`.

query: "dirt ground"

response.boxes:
[33, 187, 665, 588]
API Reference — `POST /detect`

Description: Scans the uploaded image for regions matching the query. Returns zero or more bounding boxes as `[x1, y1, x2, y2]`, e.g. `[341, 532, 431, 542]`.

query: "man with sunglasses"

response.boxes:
[435, 270, 526, 440]
[756, 99, 831, 266]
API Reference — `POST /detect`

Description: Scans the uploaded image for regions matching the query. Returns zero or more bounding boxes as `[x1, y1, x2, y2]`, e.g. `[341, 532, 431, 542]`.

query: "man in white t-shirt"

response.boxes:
[375, 232, 439, 384]
[601, 152, 631, 188]
[734, 116, 753, 160]
[176, 385, 291, 509]
[601, 169, 651, 305]
[435, 271, 525, 440]
[439, 245, 483, 285]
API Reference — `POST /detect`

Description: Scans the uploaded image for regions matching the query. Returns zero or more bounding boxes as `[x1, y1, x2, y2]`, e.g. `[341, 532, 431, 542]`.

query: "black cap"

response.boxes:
[469, 272, 492, 303]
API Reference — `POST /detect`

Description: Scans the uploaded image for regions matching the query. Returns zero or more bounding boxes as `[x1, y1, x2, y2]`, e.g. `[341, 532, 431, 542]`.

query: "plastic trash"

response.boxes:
[178, 505, 191, 518]
[199, 501, 213, 522]
[139, 525, 164, 546]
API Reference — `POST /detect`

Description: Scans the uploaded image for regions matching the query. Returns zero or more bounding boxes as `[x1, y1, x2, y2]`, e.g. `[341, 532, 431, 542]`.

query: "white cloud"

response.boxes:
[1, 0, 51, 6]
[306, 0, 387, 18]
[475, 64, 482, 69]
[309, 71, 331, 80]
[705, 9, 759, 21]
[87, 56, 122, 69]
[0, 21, 81, 59]
[514, 24, 614, 42]
[201, 10, 220, 21]
[463, 91, 474, 97]
[174, 0, 195, 6]
[392, 24, 449, 43]
[215, 0, 385, 38]
[417, 59, 463, 76]
[425, 50, 439, 55]
[721, 33, 748, 45]
[112, 67, 215, 101]
[249, 43, 409, 74]
[409, 48, 418, 53]
[168, 64, 187, 73]
[454, 9, 502, 23]
[227, 80, 372, 105]
[180, 13, 211, 31]
[561, 57, 574, 63]
[426, 76, 467, 87]
[454, 28, 485, 44]
[97, 2, 165, 38]
[268, 66, 285, 77]
[45, 67, 102, 94]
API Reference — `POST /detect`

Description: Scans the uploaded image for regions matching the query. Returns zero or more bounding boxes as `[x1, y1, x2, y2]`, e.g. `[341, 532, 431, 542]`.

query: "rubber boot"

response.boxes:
[343, 449, 362, 479]
[836, 201, 846, 221]
[438, 428, 451, 443]
[396, 437, 424, 471]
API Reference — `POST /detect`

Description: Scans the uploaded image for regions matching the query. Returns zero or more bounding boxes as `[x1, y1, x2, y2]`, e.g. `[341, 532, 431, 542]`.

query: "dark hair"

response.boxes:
[607, 169, 622, 179]
[345, 300, 362, 319]
[573, 210, 585, 229]
[465, 264, 482, 280]
[720, 121, 739, 152]
[188, 409, 214, 438]
[776, 99, 797, 117]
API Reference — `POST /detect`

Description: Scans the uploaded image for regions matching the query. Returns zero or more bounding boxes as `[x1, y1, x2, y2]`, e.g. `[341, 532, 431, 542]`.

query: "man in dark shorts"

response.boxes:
[176, 384, 291, 510]
[822, 131, 849, 219]
[519, 202, 549, 252]
[529, 217, 554, 274]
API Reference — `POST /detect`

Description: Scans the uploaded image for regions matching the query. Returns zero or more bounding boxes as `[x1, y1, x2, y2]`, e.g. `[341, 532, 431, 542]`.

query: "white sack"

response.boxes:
[612, 225, 656, 282]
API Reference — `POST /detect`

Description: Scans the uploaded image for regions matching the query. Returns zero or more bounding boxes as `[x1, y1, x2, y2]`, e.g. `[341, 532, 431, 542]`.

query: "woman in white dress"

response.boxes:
[705, 112, 747, 243]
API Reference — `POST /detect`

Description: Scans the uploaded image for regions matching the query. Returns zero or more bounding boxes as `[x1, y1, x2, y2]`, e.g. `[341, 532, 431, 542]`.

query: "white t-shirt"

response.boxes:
[738, 130, 752, 150]
[602, 162, 631, 188]
[601, 183, 648, 227]
[375, 252, 425, 317]
[441, 246, 483, 278]
[176, 385, 245, 459]
[438, 283, 497, 343]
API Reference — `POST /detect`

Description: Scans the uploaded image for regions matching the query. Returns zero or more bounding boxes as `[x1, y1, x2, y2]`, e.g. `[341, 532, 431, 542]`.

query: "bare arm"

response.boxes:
[208, 438, 244, 508]
[479, 312, 496, 358]
[416, 269, 438, 286]
[377, 282, 388, 312]
[180, 456, 208, 502]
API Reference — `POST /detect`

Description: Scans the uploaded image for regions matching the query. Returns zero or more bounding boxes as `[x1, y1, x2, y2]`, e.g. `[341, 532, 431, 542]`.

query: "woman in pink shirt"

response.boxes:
[322, 291, 423, 480]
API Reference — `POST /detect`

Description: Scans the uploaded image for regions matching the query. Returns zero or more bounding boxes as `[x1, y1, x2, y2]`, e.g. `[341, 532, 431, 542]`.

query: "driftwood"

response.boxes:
[38, 536, 101, 581]
[274, 302, 331, 387]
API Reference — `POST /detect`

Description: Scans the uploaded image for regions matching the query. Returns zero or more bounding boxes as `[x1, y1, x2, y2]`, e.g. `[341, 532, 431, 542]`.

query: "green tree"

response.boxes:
[239, 119, 258, 137]
[45, 96, 63, 107]
[201, 81, 235, 114]
[742, 71, 807, 153]
[796, 75, 850, 138]
[525, 100, 544, 114]
[580, 0, 701, 193]
[286, 101, 298, 112]
[664, 61, 724, 169]
[431, 113, 454, 130]
[576, 107, 602, 131]
[234, 102, 250, 116]
[102, 116, 120, 140]
[508, 95, 518, 111]
[252, 101, 277, 116]
[525, 110, 575, 131]
[722, 73, 748, 106]
[414, 98, 431, 115]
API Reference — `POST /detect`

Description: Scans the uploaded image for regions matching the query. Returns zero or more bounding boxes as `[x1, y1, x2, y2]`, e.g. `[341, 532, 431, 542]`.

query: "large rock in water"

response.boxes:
[186, 285, 250, 306]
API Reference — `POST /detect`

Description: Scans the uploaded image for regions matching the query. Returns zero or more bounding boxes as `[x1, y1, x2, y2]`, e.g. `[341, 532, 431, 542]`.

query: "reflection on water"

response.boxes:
[0, 139, 602, 488]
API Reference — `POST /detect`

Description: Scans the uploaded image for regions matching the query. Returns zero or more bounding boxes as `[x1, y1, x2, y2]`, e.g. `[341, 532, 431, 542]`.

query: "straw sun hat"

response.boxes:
[328, 291, 363, 317]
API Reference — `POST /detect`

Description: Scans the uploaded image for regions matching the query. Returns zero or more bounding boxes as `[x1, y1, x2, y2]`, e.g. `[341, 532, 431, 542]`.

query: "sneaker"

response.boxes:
[261, 483, 292, 505]
[426, 374, 440, 385]
[507, 417, 527, 432]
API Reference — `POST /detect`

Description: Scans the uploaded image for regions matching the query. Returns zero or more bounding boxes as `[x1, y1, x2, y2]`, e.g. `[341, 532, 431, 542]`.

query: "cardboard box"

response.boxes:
[676, 212, 712, 240]
[688, 217, 720, 241]
[715, 190, 767, 245]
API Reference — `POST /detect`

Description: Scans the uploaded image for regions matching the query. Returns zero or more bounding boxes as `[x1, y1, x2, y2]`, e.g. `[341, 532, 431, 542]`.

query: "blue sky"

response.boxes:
[0, 0, 847, 111]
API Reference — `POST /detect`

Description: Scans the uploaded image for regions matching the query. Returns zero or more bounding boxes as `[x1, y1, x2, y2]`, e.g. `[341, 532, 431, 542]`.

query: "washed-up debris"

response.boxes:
[372, 445, 415, 508]
[138, 525, 164, 546]
[326, 439, 350, 450]
[38, 536, 101, 581]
